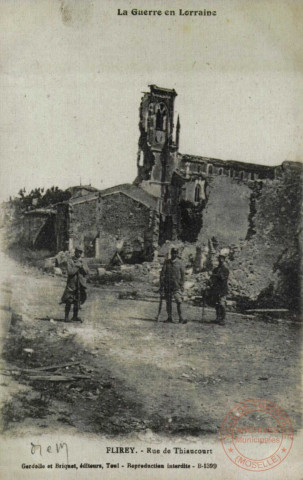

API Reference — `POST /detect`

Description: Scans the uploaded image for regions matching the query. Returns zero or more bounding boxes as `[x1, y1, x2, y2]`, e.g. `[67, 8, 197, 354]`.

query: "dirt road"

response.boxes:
[0, 251, 301, 437]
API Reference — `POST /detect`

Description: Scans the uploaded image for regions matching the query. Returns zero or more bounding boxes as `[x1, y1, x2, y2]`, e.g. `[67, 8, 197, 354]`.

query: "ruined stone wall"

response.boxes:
[22, 214, 53, 247]
[98, 193, 153, 264]
[229, 167, 302, 310]
[192, 166, 302, 310]
[69, 198, 99, 255]
[183, 179, 206, 203]
[140, 180, 162, 198]
[179, 153, 275, 180]
[61, 193, 156, 263]
[55, 204, 69, 252]
[198, 176, 252, 246]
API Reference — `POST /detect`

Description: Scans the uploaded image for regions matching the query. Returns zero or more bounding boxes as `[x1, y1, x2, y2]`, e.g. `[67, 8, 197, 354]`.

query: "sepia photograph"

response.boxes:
[0, 1, 302, 478]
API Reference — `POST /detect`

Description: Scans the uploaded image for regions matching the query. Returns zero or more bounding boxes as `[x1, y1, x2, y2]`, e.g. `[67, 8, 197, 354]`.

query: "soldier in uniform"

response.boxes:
[160, 247, 186, 324]
[61, 246, 89, 322]
[209, 254, 229, 325]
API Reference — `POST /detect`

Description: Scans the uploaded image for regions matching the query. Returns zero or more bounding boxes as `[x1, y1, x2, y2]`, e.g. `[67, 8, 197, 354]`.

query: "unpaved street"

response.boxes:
[0, 251, 301, 437]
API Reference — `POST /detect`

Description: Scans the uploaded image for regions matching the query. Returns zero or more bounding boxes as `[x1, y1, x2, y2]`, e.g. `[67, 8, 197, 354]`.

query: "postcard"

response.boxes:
[0, 1, 302, 478]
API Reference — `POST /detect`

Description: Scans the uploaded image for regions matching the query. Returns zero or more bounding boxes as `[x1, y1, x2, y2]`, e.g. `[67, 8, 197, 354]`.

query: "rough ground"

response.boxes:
[0, 250, 301, 438]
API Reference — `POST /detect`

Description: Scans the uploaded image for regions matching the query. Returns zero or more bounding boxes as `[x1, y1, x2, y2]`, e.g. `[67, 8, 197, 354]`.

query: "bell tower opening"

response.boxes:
[155, 102, 167, 131]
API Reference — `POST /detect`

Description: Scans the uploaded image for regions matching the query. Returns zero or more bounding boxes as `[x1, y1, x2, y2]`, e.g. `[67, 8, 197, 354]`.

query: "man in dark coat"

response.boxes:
[61, 246, 89, 322]
[160, 248, 186, 324]
[209, 254, 229, 325]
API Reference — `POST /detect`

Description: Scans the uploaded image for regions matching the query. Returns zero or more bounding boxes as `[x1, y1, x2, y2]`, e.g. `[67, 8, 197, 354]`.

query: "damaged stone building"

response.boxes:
[16, 85, 301, 279]
[56, 184, 159, 263]
[132, 85, 291, 247]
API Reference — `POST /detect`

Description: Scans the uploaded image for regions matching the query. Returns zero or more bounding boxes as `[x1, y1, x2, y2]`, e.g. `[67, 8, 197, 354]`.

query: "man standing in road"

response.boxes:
[209, 253, 229, 326]
[160, 247, 186, 324]
[61, 246, 89, 323]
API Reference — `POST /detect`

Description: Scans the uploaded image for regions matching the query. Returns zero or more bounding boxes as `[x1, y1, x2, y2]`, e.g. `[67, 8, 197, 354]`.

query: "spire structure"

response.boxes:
[176, 115, 180, 149]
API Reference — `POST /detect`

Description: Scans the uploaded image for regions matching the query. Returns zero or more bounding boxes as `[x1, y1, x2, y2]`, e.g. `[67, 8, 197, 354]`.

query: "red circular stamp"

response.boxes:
[220, 399, 294, 472]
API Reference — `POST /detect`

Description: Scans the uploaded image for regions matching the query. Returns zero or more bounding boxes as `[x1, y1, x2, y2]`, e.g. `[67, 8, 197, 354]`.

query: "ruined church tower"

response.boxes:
[135, 85, 179, 200]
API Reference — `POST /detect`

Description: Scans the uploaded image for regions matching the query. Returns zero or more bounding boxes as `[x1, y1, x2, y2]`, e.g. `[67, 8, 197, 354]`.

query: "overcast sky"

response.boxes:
[1, 0, 302, 201]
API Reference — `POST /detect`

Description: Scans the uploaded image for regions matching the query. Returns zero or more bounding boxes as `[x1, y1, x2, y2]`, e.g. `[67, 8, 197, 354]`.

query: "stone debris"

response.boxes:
[43, 257, 57, 271]
[23, 348, 34, 354]
[118, 291, 138, 300]
[53, 267, 62, 276]
[97, 267, 107, 276]
[184, 281, 195, 291]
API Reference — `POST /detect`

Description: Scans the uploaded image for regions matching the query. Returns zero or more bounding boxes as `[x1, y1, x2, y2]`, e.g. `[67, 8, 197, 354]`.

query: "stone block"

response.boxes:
[44, 257, 56, 270]
[97, 267, 107, 276]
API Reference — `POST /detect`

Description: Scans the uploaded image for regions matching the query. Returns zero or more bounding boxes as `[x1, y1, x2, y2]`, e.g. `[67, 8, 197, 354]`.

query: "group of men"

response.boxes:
[156, 247, 229, 325]
[61, 246, 229, 325]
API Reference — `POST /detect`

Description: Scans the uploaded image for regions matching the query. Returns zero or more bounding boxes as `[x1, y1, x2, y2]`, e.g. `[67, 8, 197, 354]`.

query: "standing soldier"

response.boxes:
[160, 247, 186, 324]
[61, 246, 89, 322]
[209, 253, 229, 325]
[155, 255, 167, 322]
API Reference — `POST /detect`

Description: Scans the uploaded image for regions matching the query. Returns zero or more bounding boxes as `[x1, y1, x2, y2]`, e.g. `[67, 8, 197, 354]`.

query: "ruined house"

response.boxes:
[56, 184, 159, 263]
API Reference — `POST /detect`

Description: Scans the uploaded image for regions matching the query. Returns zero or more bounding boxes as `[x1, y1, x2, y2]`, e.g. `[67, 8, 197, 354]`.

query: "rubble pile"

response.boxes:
[228, 169, 302, 310]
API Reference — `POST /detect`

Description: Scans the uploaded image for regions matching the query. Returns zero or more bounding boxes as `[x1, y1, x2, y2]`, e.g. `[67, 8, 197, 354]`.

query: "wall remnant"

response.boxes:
[55, 185, 160, 264]
[228, 165, 302, 311]
[198, 176, 252, 246]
